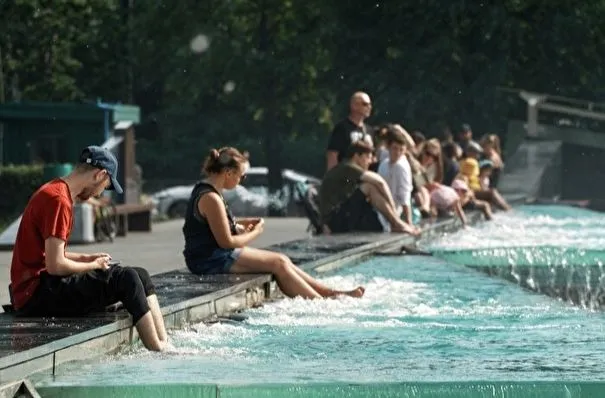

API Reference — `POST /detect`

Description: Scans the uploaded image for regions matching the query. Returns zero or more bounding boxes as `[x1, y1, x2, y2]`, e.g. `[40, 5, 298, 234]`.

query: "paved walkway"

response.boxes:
[0, 218, 310, 312]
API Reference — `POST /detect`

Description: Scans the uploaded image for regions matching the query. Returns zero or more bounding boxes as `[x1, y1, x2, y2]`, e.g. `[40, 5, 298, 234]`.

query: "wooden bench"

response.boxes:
[111, 203, 154, 236]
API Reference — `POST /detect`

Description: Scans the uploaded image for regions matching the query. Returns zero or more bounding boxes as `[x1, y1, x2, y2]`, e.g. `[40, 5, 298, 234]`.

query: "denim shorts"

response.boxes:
[187, 248, 242, 275]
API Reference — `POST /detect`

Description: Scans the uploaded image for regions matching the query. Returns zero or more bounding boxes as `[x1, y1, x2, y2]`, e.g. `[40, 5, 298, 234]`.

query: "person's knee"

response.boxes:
[359, 182, 372, 195]
[271, 254, 291, 274]
[479, 201, 492, 211]
[131, 267, 155, 297]
[116, 267, 141, 292]
[115, 267, 150, 323]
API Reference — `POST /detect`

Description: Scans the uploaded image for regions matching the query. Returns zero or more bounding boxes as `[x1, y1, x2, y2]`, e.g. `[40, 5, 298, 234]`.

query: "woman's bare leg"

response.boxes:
[415, 187, 431, 213]
[290, 265, 365, 298]
[230, 247, 322, 299]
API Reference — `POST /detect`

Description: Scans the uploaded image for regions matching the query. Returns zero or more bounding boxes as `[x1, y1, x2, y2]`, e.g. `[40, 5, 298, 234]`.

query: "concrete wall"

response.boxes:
[506, 120, 605, 200]
[561, 144, 605, 199]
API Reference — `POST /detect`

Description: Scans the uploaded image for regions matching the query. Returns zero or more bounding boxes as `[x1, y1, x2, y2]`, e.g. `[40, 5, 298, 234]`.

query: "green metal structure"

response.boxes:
[0, 101, 140, 166]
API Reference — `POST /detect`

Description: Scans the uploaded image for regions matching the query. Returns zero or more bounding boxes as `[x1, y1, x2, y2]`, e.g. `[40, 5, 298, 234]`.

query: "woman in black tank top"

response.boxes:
[183, 147, 365, 299]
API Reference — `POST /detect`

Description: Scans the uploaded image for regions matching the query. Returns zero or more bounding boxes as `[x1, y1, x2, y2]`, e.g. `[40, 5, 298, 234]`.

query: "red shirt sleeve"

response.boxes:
[41, 196, 72, 242]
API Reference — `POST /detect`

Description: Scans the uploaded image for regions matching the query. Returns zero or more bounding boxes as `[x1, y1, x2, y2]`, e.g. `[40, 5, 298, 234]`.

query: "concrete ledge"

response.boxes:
[0, 212, 483, 384]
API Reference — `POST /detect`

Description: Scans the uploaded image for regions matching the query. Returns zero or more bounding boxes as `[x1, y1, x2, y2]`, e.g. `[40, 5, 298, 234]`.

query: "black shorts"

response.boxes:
[16, 266, 154, 324]
[326, 189, 383, 233]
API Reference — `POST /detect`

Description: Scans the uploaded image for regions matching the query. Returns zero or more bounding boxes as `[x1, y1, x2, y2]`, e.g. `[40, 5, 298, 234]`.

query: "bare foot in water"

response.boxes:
[337, 286, 365, 298]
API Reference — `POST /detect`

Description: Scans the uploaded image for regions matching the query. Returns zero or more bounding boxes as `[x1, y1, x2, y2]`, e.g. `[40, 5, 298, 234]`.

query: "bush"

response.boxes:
[0, 164, 44, 220]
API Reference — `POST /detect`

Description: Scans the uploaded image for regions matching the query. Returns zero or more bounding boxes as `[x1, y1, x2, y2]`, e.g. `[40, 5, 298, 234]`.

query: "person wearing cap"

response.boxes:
[9, 146, 168, 352]
[426, 179, 471, 226]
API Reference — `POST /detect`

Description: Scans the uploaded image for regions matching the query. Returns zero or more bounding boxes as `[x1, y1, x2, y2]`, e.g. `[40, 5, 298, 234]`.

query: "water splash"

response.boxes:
[425, 205, 605, 310]
[426, 205, 605, 255]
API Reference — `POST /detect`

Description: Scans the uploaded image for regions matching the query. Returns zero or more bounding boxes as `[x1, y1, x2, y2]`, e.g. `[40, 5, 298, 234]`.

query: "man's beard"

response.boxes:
[76, 188, 94, 201]
[77, 181, 105, 201]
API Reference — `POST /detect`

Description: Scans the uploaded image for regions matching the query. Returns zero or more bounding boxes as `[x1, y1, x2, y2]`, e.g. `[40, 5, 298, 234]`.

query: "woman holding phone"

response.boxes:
[182, 147, 365, 300]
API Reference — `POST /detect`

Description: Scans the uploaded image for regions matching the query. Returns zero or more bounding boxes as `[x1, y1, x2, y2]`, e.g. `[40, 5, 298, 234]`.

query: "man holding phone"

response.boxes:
[9, 146, 168, 352]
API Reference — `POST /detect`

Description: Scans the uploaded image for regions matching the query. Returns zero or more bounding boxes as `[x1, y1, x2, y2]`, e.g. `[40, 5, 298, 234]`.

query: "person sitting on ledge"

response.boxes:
[9, 146, 168, 352]
[182, 147, 365, 299]
[319, 140, 420, 235]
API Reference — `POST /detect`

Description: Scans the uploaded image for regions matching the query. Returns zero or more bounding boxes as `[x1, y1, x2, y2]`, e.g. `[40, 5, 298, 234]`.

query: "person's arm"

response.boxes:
[452, 199, 467, 226]
[236, 217, 261, 227]
[326, 151, 339, 171]
[200, 192, 263, 248]
[46, 237, 109, 276]
[326, 125, 344, 171]
[65, 251, 110, 262]
[41, 196, 109, 275]
[360, 171, 397, 210]
[236, 220, 263, 233]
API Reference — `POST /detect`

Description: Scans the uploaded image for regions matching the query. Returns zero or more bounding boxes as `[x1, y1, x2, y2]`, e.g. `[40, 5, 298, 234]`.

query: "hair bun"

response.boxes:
[210, 149, 220, 160]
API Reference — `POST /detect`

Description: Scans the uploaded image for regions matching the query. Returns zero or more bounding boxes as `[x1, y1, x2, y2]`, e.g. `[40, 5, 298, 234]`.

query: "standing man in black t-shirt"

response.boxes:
[326, 91, 374, 171]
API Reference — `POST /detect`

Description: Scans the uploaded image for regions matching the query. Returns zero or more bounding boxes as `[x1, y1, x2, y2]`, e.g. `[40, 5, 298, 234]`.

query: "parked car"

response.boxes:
[151, 167, 321, 219]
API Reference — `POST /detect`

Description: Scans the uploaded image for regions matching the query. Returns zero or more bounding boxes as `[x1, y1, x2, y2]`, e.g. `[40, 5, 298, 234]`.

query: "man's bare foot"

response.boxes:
[392, 222, 421, 236]
[391, 223, 408, 233]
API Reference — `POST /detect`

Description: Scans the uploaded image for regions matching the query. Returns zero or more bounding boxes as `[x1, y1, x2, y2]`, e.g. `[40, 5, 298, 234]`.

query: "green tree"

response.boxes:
[0, 0, 122, 101]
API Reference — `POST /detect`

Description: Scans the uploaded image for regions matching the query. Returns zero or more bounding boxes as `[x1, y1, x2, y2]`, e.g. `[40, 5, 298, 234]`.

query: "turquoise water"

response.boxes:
[426, 204, 605, 267]
[36, 205, 605, 395]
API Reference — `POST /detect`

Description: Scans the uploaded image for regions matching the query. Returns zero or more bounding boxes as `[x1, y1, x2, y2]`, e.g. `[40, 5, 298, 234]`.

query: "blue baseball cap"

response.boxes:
[78, 145, 123, 194]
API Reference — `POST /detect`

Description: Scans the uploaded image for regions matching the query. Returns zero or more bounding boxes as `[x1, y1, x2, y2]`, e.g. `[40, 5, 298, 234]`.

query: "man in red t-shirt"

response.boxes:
[9, 146, 168, 352]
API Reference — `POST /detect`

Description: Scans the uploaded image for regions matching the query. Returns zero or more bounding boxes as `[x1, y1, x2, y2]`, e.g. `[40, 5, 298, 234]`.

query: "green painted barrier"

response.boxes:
[43, 163, 73, 181]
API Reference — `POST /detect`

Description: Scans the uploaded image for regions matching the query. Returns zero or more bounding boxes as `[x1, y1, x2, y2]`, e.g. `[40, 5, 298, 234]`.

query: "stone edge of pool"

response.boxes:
[0, 211, 483, 390]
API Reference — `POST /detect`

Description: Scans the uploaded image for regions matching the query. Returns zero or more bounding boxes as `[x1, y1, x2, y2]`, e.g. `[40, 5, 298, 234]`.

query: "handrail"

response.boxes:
[498, 86, 605, 111]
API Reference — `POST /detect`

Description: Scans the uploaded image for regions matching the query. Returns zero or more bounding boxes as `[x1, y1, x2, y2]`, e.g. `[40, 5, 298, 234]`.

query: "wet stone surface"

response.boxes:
[154, 271, 272, 308]
[0, 313, 129, 361]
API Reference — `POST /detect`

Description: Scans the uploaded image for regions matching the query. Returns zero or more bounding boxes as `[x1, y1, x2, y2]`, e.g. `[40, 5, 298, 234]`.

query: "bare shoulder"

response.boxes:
[198, 191, 225, 212]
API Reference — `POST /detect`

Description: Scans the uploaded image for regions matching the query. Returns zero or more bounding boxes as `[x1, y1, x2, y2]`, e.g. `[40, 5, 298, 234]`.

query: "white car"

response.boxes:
[151, 167, 320, 219]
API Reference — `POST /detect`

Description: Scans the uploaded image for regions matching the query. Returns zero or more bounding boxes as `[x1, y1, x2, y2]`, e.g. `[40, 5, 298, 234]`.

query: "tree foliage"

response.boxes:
[1, 0, 605, 189]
